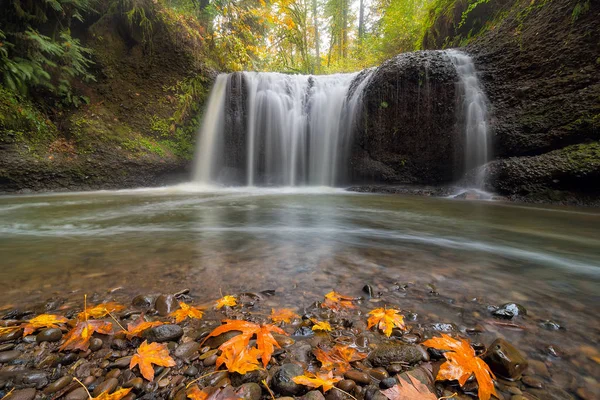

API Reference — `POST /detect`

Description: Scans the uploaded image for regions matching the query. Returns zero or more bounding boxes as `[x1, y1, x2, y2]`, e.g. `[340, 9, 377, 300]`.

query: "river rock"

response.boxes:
[272, 363, 305, 395]
[344, 370, 370, 385]
[231, 369, 268, 386]
[204, 330, 241, 348]
[123, 377, 144, 390]
[236, 382, 262, 400]
[0, 328, 23, 342]
[368, 344, 427, 367]
[0, 349, 21, 362]
[492, 303, 527, 319]
[44, 375, 73, 394]
[483, 338, 528, 380]
[66, 387, 89, 400]
[132, 294, 155, 308]
[174, 341, 200, 360]
[155, 294, 178, 316]
[22, 371, 48, 388]
[6, 388, 36, 400]
[36, 328, 62, 343]
[143, 324, 183, 342]
[337, 380, 356, 393]
[92, 377, 119, 397]
[89, 338, 103, 351]
[303, 390, 326, 400]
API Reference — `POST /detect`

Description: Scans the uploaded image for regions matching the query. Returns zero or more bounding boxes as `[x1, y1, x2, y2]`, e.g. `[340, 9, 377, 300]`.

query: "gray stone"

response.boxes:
[36, 328, 63, 343]
[368, 344, 427, 367]
[143, 324, 183, 343]
[272, 363, 305, 395]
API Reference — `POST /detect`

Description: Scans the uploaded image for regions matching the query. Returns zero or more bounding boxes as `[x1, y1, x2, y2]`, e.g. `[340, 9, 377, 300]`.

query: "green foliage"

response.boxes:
[571, 0, 590, 22]
[459, 0, 490, 28]
[0, 86, 57, 144]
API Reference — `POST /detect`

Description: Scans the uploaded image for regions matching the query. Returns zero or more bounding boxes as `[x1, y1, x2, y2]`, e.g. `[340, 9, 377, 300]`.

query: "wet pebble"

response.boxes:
[89, 338, 103, 352]
[106, 369, 121, 379]
[303, 390, 326, 400]
[132, 294, 154, 308]
[367, 367, 388, 380]
[337, 380, 356, 393]
[203, 353, 218, 366]
[123, 377, 144, 390]
[143, 324, 183, 343]
[236, 382, 262, 400]
[0, 349, 21, 363]
[44, 375, 73, 394]
[6, 388, 36, 400]
[60, 352, 78, 365]
[0, 328, 23, 342]
[493, 303, 527, 319]
[92, 378, 118, 397]
[0, 343, 15, 351]
[379, 377, 397, 389]
[111, 338, 127, 350]
[184, 365, 199, 376]
[483, 339, 528, 380]
[36, 328, 62, 343]
[368, 344, 428, 367]
[540, 320, 561, 330]
[111, 356, 132, 369]
[174, 341, 200, 360]
[272, 363, 305, 395]
[155, 294, 178, 316]
[66, 387, 89, 400]
[344, 370, 370, 385]
[22, 371, 48, 388]
[522, 376, 544, 389]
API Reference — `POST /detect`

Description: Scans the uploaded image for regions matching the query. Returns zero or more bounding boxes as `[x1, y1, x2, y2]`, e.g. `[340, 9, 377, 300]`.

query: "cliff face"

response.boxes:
[423, 0, 600, 203]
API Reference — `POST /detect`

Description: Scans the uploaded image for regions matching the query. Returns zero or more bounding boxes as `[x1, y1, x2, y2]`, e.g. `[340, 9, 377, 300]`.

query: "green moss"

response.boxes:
[563, 142, 600, 172]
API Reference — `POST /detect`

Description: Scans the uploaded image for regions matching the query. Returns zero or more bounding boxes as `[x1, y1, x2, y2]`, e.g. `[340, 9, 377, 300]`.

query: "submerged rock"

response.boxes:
[483, 338, 528, 380]
[492, 303, 527, 319]
[272, 363, 305, 395]
[368, 344, 428, 367]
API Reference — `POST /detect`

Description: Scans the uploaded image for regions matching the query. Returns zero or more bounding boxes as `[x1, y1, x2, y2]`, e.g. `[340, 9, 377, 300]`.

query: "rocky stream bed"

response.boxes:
[0, 283, 598, 400]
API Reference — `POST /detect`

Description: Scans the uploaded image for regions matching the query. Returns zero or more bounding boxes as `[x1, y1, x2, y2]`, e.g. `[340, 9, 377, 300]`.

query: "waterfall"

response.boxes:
[193, 71, 373, 187]
[446, 50, 490, 188]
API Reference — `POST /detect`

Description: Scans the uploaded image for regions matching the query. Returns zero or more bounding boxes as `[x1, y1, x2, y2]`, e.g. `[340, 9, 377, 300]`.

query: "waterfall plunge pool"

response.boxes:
[0, 186, 598, 386]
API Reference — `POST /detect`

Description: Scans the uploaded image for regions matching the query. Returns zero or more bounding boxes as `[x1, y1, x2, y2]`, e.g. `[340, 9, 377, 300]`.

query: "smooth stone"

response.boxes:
[203, 354, 218, 366]
[0, 343, 15, 351]
[526, 360, 550, 377]
[92, 377, 119, 397]
[36, 328, 63, 343]
[6, 388, 36, 400]
[0, 328, 23, 342]
[304, 390, 326, 400]
[22, 371, 48, 388]
[44, 375, 73, 394]
[155, 294, 178, 316]
[493, 303, 527, 319]
[184, 366, 199, 376]
[367, 367, 388, 380]
[132, 294, 155, 308]
[143, 324, 183, 343]
[379, 377, 397, 389]
[483, 339, 528, 380]
[230, 369, 268, 386]
[368, 344, 427, 367]
[89, 338, 103, 351]
[522, 376, 544, 389]
[111, 356, 132, 368]
[66, 387, 89, 400]
[203, 331, 241, 348]
[123, 377, 144, 390]
[174, 341, 200, 359]
[236, 382, 262, 400]
[111, 338, 127, 350]
[106, 369, 121, 379]
[60, 352, 78, 365]
[272, 363, 305, 395]
[273, 333, 295, 347]
[0, 349, 21, 363]
[337, 380, 356, 393]
[344, 370, 370, 385]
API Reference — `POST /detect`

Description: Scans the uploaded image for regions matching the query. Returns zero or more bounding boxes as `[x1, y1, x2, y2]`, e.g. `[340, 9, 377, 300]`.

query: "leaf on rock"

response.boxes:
[269, 308, 299, 323]
[216, 340, 262, 374]
[93, 387, 133, 400]
[60, 320, 113, 351]
[0, 326, 21, 335]
[422, 334, 497, 400]
[322, 291, 356, 310]
[314, 344, 367, 373]
[171, 302, 204, 323]
[22, 314, 69, 336]
[78, 302, 125, 320]
[367, 308, 406, 337]
[124, 315, 163, 339]
[292, 370, 342, 392]
[215, 295, 237, 309]
[187, 385, 241, 400]
[130, 340, 176, 381]
[187, 385, 208, 400]
[381, 374, 437, 400]
[205, 319, 287, 368]
[311, 319, 332, 332]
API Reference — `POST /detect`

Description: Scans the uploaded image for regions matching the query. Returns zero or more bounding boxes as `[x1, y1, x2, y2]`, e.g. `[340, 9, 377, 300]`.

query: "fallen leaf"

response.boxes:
[381, 374, 437, 400]
[205, 319, 286, 367]
[216, 341, 262, 374]
[0, 326, 22, 335]
[314, 344, 367, 373]
[322, 291, 355, 310]
[367, 308, 406, 337]
[60, 320, 113, 351]
[270, 308, 299, 323]
[187, 385, 240, 400]
[186, 385, 208, 400]
[292, 370, 342, 392]
[124, 315, 163, 339]
[78, 302, 125, 320]
[171, 302, 204, 323]
[93, 387, 133, 400]
[22, 314, 69, 336]
[311, 319, 332, 332]
[422, 334, 497, 400]
[215, 295, 237, 309]
[130, 340, 176, 381]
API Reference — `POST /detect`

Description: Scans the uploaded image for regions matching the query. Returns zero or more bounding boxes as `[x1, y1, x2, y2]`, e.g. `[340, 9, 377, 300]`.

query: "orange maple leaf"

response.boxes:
[22, 314, 69, 336]
[215, 295, 237, 309]
[367, 308, 406, 337]
[124, 315, 163, 339]
[216, 340, 262, 374]
[311, 319, 332, 332]
[171, 302, 204, 323]
[186, 385, 208, 400]
[381, 374, 437, 400]
[78, 302, 125, 320]
[187, 385, 240, 400]
[93, 387, 133, 400]
[314, 344, 367, 373]
[204, 319, 287, 367]
[292, 370, 342, 392]
[270, 308, 299, 323]
[60, 320, 113, 351]
[422, 334, 497, 400]
[322, 291, 355, 310]
[130, 340, 176, 381]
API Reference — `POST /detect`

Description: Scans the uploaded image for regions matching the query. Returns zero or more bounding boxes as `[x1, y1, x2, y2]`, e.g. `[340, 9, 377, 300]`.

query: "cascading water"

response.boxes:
[446, 50, 490, 189]
[194, 71, 373, 187]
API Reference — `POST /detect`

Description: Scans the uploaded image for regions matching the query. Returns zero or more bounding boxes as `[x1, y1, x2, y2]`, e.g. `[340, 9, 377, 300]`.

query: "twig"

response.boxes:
[333, 386, 358, 400]
[439, 393, 458, 400]
[0, 388, 15, 400]
[73, 377, 92, 399]
[185, 371, 223, 389]
[106, 310, 126, 332]
[262, 379, 275, 400]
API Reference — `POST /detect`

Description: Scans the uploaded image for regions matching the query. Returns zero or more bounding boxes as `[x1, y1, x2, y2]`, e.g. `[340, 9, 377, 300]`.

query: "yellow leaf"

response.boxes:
[124, 315, 163, 339]
[314, 344, 367, 372]
[311, 319, 332, 332]
[422, 334, 497, 400]
[130, 340, 176, 381]
[216, 341, 262, 374]
[322, 291, 355, 310]
[367, 308, 406, 337]
[292, 371, 341, 392]
[215, 295, 237, 309]
[22, 314, 69, 336]
[93, 387, 133, 400]
[60, 320, 113, 351]
[171, 302, 204, 323]
[270, 308, 299, 323]
[78, 302, 125, 320]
